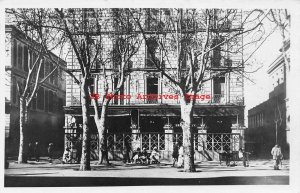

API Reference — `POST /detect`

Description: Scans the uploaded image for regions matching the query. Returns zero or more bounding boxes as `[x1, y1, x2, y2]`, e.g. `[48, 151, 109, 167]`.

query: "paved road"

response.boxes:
[5, 159, 289, 186]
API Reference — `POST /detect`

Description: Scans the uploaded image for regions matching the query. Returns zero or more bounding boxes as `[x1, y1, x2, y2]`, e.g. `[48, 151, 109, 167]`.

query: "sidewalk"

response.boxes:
[4, 157, 289, 186]
[5, 157, 289, 179]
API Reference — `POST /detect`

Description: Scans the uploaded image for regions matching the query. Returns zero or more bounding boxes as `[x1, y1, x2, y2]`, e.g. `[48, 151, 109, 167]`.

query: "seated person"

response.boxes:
[140, 148, 150, 164]
[132, 147, 141, 163]
[150, 147, 160, 164]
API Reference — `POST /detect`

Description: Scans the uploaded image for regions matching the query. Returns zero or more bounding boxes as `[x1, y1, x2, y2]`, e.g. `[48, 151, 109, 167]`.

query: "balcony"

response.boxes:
[69, 93, 244, 106]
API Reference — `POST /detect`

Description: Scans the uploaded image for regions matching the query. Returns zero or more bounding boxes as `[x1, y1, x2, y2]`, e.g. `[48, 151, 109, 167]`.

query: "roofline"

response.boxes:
[5, 25, 67, 66]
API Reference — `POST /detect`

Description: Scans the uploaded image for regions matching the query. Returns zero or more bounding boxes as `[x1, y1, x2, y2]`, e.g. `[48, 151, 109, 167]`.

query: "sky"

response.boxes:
[243, 27, 283, 126]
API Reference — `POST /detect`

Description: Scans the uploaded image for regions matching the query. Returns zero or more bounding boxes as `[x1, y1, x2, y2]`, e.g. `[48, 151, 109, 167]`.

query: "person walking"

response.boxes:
[271, 144, 283, 170]
[34, 142, 40, 162]
[172, 142, 179, 167]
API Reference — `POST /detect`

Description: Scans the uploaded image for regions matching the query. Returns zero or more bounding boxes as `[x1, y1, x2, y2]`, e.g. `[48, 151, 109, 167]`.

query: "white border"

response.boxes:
[0, 1, 299, 193]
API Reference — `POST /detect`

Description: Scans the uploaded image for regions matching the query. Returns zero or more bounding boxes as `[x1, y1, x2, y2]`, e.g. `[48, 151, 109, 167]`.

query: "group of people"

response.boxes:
[25, 142, 54, 163]
[59, 142, 284, 170]
[123, 145, 161, 165]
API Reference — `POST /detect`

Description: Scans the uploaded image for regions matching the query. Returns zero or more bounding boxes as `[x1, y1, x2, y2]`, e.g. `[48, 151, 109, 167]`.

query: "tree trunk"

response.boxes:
[18, 97, 27, 164]
[96, 99, 110, 165]
[79, 80, 91, 171]
[180, 97, 196, 172]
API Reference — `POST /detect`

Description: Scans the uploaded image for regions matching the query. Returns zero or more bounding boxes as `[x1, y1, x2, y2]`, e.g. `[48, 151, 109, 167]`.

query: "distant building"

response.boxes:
[246, 40, 290, 159]
[5, 25, 67, 155]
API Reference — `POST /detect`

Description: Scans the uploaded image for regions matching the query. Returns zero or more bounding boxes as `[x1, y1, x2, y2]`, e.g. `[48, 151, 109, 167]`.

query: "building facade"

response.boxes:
[246, 41, 290, 159]
[63, 9, 245, 161]
[5, 25, 67, 156]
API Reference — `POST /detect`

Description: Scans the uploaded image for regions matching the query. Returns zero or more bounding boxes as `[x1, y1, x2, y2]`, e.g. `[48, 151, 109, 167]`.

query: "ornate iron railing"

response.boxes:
[64, 132, 241, 161]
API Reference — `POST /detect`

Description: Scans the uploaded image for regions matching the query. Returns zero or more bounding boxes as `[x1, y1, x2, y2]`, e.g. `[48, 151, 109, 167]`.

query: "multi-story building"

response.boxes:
[246, 40, 290, 159]
[64, 9, 245, 161]
[5, 25, 67, 155]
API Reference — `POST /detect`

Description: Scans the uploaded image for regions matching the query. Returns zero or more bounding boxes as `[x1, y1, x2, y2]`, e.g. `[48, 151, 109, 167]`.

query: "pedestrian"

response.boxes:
[271, 144, 283, 170]
[123, 141, 131, 163]
[28, 142, 34, 161]
[34, 142, 40, 162]
[47, 143, 54, 163]
[177, 143, 184, 168]
[172, 142, 179, 167]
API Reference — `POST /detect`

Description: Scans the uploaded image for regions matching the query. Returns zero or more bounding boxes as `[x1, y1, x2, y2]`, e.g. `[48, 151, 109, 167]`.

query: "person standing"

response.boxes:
[28, 143, 34, 161]
[123, 141, 131, 164]
[224, 145, 231, 167]
[75, 138, 82, 164]
[172, 142, 179, 167]
[34, 142, 40, 162]
[47, 143, 54, 163]
[177, 143, 184, 168]
[238, 148, 249, 167]
[271, 144, 283, 170]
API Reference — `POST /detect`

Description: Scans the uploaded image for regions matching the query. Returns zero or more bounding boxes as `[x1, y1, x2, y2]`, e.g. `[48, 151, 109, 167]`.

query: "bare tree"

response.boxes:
[54, 8, 142, 169]
[269, 9, 290, 69]
[6, 8, 67, 164]
[130, 8, 267, 172]
[268, 9, 290, 147]
[91, 9, 142, 164]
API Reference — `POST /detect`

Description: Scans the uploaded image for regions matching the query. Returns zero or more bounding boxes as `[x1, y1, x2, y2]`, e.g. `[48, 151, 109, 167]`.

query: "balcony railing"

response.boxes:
[69, 93, 243, 106]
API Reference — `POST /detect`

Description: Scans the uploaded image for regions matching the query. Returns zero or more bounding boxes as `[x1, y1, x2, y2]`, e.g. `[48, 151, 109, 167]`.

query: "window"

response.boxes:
[112, 9, 133, 32]
[12, 77, 17, 104]
[49, 91, 53, 112]
[112, 38, 122, 69]
[145, 9, 160, 31]
[12, 39, 17, 67]
[179, 39, 190, 69]
[211, 37, 224, 67]
[213, 76, 225, 103]
[44, 89, 49, 112]
[31, 96, 37, 110]
[37, 87, 44, 110]
[17, 43, 23, 69]
[54, 68, 58, 86]
[58, 98, 64, 111]
[32, 52, 37, 68]
[146, 77, 158, 104]
[39, 60, 44, 79]
[23, 46, 28, 72]
[113, 77, 124, 105]
[145, 36, 159, 68]
[49, 62, 54, 84]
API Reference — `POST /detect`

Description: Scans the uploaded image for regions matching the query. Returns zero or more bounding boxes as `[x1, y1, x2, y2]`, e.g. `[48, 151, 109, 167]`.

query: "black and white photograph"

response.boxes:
[1, 0, 300, 192]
